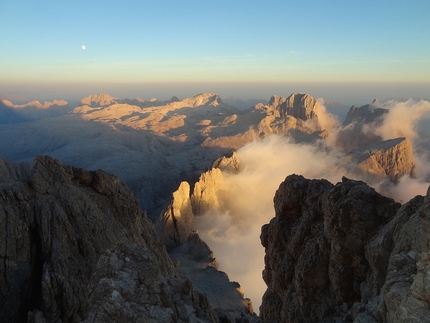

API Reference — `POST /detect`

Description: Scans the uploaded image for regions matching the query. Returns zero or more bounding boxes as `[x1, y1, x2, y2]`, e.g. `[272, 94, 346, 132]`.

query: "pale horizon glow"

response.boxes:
[1, 1, 429, 103]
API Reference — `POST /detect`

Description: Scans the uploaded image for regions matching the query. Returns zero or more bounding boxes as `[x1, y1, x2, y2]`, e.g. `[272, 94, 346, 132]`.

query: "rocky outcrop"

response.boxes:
[211, 150, 240, 173]
[265, 93, 320, 124]
[338, 104, 389, 152]
[250, 93, 325, 143]
[191, 168, 225, 216]
[0, 158, 31, 181]
[0, 156, 219, 322]
[356, 192, 430, 322]
[157, 167, 226, 247]
[343, 137, 415, 183]
[260, 174, 430, 322]
[80, 93, 118, 107]
[156, 159, 258, 322]
[158, 181, 195, 250]
[343, 104, 388, 126]
[169, 234, 258, 322]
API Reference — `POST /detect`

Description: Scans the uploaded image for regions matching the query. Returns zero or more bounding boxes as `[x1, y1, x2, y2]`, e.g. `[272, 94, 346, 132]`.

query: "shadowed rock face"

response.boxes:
[260, 174, 430, 323]
[0, 156, 220, 323]
[343, 104, 388, 127]
[337, 104, 389, 152]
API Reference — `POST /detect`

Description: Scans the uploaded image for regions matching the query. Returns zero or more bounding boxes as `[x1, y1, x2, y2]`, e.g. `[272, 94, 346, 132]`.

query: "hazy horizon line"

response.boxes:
[1, 81, 429, 107]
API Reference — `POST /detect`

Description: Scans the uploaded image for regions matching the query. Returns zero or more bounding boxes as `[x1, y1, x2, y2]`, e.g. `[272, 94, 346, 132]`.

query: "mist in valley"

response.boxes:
[194, 98, 430, 311]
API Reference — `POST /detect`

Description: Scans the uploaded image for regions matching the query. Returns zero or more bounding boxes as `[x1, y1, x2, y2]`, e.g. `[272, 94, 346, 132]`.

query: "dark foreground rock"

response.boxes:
[260, 174, 430, 322]
[0, 156, 221, 322]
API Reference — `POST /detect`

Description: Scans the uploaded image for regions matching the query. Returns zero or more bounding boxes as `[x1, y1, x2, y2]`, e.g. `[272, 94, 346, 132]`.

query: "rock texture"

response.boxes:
[338, 104, 389, 152]
[211, 151, 240, 174]
[155, 156, 257, 322]
[0, 156, 221, 323]
[158, 181, 195, 250]
[343, 104, 388, 127]
[260, 174, 430, 322]
[0, 92, 332, 217]
[80, 93, 118, 107]
[343, 137, 415, 183]
[169, 234, 258, 322]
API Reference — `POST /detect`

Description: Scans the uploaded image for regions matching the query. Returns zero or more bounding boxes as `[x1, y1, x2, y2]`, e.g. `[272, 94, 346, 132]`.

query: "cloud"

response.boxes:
[195, 135, 344, 311]
[374, 99, 430, 141]
[194, 99, 430, 313]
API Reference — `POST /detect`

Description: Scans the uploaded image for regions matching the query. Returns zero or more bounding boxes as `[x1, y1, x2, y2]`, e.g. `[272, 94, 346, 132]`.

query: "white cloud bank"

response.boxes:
[195, 99, 430, 312]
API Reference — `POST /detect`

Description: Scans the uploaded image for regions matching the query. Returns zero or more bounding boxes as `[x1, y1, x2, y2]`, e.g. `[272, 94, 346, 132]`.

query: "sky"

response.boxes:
[1, 0, 429, 103]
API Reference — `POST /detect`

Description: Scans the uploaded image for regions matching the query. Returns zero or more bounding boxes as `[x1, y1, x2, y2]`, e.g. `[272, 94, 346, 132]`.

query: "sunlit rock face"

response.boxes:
[0, 156, 220, 323]
[211, 150, 241, 173]
[0, 92, 331, 217]
[156, 151, 259, 321]
[79, 93, 118, 107]
[158, 150, 241, 249]
[158, 181, 195, 250]
[260, 174, 430, 322]
[343, 137, 415, 183]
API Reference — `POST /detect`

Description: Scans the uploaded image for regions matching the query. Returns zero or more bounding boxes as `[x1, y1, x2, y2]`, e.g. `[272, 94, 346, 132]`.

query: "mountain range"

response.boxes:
[1, 91, 430, 322]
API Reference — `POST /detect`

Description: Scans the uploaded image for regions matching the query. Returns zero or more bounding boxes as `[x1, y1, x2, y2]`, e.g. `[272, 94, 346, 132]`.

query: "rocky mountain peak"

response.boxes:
[343, 103, 388, 126]
[80, 93, 118, 107]
[266, 93, 320, 125]
[343, 137, 415, 183]
[260, 173, 430, 322]
[268, 95, 287, 107]
[211, 150, 240, 173]
[0, 156, 221, 322]
[181, 93, 224, 107]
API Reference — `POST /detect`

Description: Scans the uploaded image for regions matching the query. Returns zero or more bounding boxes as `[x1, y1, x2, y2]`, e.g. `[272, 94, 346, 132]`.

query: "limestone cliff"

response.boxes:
[260, 174, 430, 322]
[343, 137, 415, 183]
[158, 151, 239, 249]
[80, 93, 118, 107]
[263, 93, 320, 125]
[0, 156, 219, 323]
[343, 104, 388, 126]
[191, 168, 226, 216]
[156, 155, 258, 321]
[211, 150, 240, 174]
[338, 104, 389, 152]
[251, 93, 323, 141]
[158, 181, 195, 250]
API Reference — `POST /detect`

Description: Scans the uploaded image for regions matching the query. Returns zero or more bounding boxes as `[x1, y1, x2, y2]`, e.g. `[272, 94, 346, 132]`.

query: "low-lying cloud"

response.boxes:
[369, 99, 430, 141]
[194, 99, 430, 312]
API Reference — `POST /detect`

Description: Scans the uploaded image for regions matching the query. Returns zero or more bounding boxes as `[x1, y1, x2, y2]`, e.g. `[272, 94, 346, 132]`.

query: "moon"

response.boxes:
[81, 45, 86, 50]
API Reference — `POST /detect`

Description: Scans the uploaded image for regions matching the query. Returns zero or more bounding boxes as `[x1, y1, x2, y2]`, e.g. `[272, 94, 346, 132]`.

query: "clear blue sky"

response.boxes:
[1, 0, 429, 102]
